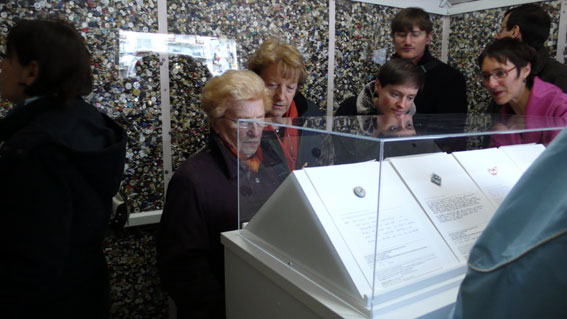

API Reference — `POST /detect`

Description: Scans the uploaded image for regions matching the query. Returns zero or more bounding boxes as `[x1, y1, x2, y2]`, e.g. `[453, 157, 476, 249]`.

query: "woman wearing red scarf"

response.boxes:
[248, 38, 324, 171]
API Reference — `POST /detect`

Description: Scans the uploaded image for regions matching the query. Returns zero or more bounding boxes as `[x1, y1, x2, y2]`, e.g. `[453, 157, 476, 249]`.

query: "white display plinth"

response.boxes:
[222, 231, 464, 319]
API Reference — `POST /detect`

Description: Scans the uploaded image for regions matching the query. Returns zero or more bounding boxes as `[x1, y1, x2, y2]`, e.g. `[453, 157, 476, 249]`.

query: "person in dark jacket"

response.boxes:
[157, 70, 286, 319]
[0, 19, 127, 319]
[391, 7, 468, 114]
[248, 38, 331, 171]
[494, 3, 567, 94]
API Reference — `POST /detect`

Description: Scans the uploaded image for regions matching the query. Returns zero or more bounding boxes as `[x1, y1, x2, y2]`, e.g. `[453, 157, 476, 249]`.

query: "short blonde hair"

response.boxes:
[201, 70, 272, 119]
[247, 38, 306, 84]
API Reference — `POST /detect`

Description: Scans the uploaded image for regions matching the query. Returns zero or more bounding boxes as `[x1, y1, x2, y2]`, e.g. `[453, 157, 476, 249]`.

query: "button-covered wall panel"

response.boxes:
[169, 55, 212, 172]
[167, 0, 329, 110]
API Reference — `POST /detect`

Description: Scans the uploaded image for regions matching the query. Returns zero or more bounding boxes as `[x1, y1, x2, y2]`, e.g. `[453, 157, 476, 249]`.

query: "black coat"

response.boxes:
[294, 91, 322, 117]
[533, 47, 567, 93]
[406, 48, 468, 114]
[157, 135, 287, 319]
[0, 97, 127, 319]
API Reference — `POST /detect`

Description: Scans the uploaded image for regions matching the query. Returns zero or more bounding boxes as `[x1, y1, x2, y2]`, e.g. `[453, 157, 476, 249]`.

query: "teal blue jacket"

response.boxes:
[451, 129, 567, 318]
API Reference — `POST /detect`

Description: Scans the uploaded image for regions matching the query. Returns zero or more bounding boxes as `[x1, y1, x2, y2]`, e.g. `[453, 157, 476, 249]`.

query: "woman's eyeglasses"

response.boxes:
[478, 66, 517, 83]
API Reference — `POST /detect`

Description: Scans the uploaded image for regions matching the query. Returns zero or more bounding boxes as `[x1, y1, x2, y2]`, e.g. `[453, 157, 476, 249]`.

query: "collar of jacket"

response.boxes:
[391, 47, 433, 65]
[207, 133, 238, 180]
[392, 47, 439, 72]
[356, 81, 379, 115]
[0, 97, 51, 141]
[293, 92, 309, 116]
[208, 133, 279, 180]
[417, 47, 434, 66]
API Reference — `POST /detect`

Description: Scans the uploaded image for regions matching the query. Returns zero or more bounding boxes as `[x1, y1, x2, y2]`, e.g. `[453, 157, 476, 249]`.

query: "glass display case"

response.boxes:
[222, 114, 566, 319]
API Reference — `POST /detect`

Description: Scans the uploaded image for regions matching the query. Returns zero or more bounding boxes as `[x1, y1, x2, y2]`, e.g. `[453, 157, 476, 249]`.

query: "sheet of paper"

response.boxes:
[500, 143, 546, 172]
[388, 153, 495, 261]
[453, 148, 524, 208]
[303, 161, 459, 292]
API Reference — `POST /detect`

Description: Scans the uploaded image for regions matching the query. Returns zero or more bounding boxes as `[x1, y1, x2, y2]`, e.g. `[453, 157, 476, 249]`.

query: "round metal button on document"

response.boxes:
[353, 186, 366, 198]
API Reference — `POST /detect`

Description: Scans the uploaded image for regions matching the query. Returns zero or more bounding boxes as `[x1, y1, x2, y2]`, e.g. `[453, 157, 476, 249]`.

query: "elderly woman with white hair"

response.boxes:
[157, 70, 286, 319]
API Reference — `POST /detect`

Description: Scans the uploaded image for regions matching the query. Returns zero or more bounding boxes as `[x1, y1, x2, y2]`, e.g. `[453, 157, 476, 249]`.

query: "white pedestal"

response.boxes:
[222, 230, 462, 319]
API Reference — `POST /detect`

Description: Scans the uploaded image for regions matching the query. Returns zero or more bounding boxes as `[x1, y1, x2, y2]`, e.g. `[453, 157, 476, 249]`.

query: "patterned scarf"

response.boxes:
[265, 100, 299, 171]
[223, 140, 263, 174]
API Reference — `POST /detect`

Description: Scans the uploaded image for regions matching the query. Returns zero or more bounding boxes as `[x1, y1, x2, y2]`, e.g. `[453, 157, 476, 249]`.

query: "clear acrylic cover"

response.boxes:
[235, 113, 566, 317]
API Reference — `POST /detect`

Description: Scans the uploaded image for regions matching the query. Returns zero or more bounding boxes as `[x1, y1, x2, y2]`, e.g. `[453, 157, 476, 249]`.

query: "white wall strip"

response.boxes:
[127, 210, 163, 226]
[158, 0, 173, 190]
[556, 0, 567, 63]
[441, 16, 450, 63]
[444, 0, 548, 15]
[327, 0, 336, 124]
[353, 0, 447, 15]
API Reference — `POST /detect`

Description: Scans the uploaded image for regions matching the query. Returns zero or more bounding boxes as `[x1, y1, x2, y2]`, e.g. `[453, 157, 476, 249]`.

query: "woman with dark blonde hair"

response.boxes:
[248, 38, 327, 171]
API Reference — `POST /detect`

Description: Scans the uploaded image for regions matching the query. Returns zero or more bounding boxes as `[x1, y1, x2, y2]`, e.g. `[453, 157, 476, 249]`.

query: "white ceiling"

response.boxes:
[352, 0, 547, 15]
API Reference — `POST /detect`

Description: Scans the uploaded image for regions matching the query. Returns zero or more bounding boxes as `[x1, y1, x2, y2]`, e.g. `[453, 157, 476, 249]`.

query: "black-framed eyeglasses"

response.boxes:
[478, 66, 517, 83]
[221, 116, 266, 129]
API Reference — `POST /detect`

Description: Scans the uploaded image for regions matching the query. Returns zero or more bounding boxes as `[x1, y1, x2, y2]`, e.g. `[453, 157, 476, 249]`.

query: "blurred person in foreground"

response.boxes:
[0, 19, 127, 318]
[451, 128, 567, 318]
[157, 70, 286, 319]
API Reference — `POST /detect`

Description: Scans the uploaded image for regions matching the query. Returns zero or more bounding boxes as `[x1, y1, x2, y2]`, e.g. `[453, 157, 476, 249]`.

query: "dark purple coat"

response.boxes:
[157, 135, 286, 319]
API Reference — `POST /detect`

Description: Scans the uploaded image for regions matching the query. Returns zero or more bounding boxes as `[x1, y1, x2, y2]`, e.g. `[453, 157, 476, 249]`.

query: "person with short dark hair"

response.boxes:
[479, 37, 567, 145]
[334, 59, 427, 164]
[495, 3, 567, 92]
[336, 58, 424, 116]
[391, 7, 468, 114]
[0, 19, 127, 318]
